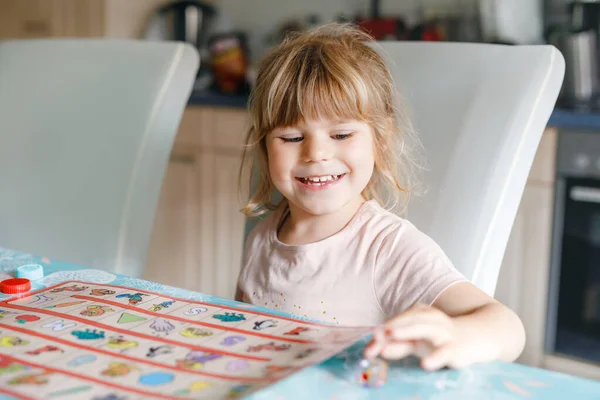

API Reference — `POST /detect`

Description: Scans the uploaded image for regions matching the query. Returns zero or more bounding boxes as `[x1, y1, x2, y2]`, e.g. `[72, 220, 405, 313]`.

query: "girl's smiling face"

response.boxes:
[266, 118, 375, 217]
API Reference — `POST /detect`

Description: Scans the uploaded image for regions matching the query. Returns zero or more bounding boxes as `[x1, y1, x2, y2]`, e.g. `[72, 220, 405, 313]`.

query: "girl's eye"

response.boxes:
[332, 132, 354, 140]
[280, 136, 303, 143]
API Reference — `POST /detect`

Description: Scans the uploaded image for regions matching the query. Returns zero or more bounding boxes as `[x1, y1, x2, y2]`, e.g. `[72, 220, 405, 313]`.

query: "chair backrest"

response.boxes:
[245, 42, 564, 296]
[0, 39, 199, 277]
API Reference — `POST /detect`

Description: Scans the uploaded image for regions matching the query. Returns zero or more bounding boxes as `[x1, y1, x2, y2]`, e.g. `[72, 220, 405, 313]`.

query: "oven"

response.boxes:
[546, 130, 600, 364]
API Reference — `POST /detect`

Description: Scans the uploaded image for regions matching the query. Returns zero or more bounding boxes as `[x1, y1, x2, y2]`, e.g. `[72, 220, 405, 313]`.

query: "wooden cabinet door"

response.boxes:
[495, 184, 554, 367]
[143, 151, 201, 290]
[0, 0, 56, 38]
[144, 107, 248, 299]
[495, 128, 557, 367]
[517, 184, 554, 367]
[0, 0, 104, 39]
[211, 153, 246, 299]
[196, 109, 248, 299]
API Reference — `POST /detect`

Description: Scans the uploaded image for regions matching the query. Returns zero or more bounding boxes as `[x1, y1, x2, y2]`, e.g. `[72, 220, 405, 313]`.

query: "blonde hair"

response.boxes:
[240, 22, 422, 217]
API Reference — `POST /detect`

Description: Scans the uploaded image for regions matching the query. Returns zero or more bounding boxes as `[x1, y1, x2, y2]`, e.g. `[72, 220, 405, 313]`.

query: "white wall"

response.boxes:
[105, 0, 173, 38]
[217, 0, 476, 62]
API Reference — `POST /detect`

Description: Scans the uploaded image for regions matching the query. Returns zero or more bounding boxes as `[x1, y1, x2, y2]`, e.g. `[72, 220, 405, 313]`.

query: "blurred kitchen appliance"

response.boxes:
[547, 1, 600, 107]
[479, 0, 544, 44]
[144, 0, 219, 89]
[557, 29, 598, 106]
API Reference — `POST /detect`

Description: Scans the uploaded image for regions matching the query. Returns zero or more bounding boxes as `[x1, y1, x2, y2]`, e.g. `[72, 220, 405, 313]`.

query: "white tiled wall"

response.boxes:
[217, 0, 477, 62]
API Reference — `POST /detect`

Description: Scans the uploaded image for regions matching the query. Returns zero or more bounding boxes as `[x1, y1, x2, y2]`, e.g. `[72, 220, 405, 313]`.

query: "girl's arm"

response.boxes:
[365, 282, 525, 370]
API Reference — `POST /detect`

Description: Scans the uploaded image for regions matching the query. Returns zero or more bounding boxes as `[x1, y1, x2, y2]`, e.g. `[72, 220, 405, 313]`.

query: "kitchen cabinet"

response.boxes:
[143, 106, 250, 299]
[0, 0, 171, 39]
[0, 0, 104, 38]
[495, 127, 558, 367]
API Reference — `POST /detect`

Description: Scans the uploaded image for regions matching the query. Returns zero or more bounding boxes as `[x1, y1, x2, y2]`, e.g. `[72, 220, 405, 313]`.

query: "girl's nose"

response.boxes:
[301, 136, 334, 163]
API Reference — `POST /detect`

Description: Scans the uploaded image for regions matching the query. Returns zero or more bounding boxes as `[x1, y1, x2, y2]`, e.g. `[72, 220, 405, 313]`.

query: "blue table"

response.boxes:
[1, 247, 599, 399]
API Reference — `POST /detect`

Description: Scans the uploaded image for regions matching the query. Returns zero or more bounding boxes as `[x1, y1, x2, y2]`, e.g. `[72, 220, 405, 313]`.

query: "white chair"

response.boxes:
[245, 42, 564, 297]
[0, 39, 199, 277]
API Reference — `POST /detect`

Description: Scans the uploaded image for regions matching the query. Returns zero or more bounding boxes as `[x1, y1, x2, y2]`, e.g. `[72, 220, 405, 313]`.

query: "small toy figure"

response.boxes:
[356, 357, 388, 388]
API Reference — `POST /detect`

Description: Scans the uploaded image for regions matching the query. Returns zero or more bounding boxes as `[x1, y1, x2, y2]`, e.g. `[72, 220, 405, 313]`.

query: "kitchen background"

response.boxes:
[1, 0, 600, 383]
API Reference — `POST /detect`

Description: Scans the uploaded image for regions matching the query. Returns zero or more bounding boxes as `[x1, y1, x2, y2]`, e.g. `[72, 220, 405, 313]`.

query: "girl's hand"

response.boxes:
[364, 303, 482, 371]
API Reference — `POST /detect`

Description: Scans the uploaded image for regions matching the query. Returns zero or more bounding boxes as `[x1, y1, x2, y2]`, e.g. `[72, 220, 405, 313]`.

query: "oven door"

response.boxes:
[547, 177, 600, 362]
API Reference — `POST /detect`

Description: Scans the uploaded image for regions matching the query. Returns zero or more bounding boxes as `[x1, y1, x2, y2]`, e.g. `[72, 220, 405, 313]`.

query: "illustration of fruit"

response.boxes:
[15, 315, 40, 324]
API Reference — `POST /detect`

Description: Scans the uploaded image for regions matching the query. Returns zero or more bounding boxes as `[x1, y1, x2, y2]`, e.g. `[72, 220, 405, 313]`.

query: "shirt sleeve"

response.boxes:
[372, 221, 468, 318]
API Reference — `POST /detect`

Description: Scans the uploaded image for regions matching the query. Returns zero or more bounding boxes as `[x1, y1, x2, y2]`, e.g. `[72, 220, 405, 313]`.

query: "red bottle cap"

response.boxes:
[0, 278, 31, 294]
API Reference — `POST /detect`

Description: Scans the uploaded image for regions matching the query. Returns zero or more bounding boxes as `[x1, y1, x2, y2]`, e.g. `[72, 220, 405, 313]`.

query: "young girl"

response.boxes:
[236, 23, 525, 371]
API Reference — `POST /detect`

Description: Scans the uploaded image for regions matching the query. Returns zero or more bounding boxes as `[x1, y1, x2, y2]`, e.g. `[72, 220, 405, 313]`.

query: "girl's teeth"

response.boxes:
[300, 175, 342, 184]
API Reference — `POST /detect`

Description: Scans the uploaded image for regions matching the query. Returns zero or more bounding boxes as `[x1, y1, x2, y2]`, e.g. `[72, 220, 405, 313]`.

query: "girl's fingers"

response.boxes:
[364, 339, 383, 359]
[379, 339, 435, 361]
[364, 329, 386, 359]
[383, 307, 453, 337]
[380, 341, 415, 360]
[421, 343, 455, 371]
[370, 305, 458, 362]
[413, 340, 436, 359]
[386, 323, 453, 346]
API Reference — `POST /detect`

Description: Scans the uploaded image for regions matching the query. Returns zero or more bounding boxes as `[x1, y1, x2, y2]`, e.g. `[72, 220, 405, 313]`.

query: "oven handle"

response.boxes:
[570, 186, 600, 203]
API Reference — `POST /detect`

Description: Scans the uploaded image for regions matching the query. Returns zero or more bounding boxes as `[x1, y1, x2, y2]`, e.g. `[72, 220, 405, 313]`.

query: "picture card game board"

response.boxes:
[0, 280, 374, 399]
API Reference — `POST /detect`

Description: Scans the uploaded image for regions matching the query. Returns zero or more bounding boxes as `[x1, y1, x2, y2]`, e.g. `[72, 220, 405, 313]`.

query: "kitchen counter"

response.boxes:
[188, 89, 248, 108]
[548, 108, 600, 131]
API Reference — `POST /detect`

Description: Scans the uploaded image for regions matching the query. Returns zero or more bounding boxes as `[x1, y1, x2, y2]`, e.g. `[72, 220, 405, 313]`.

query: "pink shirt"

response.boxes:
[237, 200, 466, 326]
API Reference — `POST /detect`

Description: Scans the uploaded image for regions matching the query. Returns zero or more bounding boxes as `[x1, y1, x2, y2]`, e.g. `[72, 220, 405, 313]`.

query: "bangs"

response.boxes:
[255, 44, 375, 133]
